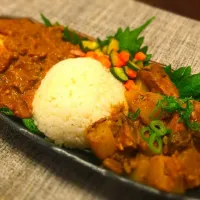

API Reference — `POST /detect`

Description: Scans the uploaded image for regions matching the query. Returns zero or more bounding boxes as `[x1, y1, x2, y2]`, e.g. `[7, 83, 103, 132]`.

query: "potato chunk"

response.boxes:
[125, 90, 163, 125]
[86, 119, 117, 159]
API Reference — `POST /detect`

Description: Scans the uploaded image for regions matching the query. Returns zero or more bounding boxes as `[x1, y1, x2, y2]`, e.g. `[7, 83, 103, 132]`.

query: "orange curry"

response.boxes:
[86, 64, 200, 193]
[1, 18, 200, 194]
[0, 18, 80, 118]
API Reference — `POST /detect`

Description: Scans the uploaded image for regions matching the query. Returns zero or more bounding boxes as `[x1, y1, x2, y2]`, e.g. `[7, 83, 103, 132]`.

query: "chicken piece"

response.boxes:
[138, 63, 179, 98]
[166, 113, 192, 154]
[125, 90, 163, 125]
[86, 119, 117, 160]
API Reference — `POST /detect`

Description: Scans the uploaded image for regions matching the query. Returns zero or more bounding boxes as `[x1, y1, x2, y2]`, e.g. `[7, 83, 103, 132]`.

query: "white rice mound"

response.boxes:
[32, 57, 127, 149]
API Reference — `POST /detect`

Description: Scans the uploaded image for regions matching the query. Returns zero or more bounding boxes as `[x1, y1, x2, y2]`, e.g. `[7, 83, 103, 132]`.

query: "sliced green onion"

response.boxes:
[149, 120, 167, 136]
[149, 133, 162, 154]
[140, 126, 151, 142]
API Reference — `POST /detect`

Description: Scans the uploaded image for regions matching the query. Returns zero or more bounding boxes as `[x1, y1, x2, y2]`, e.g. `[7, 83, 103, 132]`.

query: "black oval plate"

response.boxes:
[0, 16, 200, 200]
[1, 112, 200, 200]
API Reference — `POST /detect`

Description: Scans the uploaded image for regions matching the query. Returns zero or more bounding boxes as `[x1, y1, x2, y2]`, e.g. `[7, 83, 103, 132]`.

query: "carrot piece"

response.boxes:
[116, 58, 126, 68]
[134, 52, 146, 61]
[85, 51, 98, 59]
[124, 80, 135, 90]
[110, 50, 125, 68]
[98, 56, 111, 68]
[119, 51, 130, 62]
[126, 69, 137, 78]
[115, 52, 126, 67]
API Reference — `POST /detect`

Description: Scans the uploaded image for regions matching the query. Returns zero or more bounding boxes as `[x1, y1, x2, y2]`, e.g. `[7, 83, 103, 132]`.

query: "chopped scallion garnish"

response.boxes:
[140, 126, 151, 142]
[151, 96, 200, 131]
[149, 120, 167, 136]
[128, 108, 140, 120]
[140, 120, 169, 154]
[149, 133, 162, 154]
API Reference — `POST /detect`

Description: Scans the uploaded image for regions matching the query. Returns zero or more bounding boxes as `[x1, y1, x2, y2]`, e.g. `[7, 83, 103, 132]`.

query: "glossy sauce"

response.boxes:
[0, 18, 80, 118]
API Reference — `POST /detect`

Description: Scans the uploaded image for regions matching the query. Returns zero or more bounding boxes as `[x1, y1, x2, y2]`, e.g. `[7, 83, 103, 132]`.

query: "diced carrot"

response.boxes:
[126, 69, 137, 79]
[85, 51, 98, 59]
[98, 56, 111, 68]
[116, 58, 126, 68]
[110, 50, 126, 68]
[119, 51, 130, 62]
[124, 80, 135, 90]
[134, 52, 146, 61]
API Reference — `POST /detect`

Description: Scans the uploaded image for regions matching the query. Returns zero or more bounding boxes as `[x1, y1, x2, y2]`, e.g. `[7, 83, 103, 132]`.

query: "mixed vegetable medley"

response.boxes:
[1, 14, 200, 193]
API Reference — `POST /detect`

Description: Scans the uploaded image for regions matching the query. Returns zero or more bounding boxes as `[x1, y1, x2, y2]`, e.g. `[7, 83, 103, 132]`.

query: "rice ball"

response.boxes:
[32, 57, 127, 148]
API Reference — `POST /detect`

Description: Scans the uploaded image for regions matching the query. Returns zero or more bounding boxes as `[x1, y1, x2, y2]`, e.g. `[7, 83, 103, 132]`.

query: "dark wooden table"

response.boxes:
[137, 0, 200, 21]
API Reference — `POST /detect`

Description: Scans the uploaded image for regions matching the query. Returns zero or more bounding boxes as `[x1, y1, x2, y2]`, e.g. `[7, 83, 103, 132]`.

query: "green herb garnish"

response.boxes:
[40, 14, 85, 46]
[63, 26, 88, 46]
[149, 120, 167, 136]
[128, 108, 140, 120]
[0, 107, 14, 115]
[0, 107, 42, 134]
[114, 17, 155, 55]
[22, 118, 42, 135]
[140, 120, 169, 154]
[164, 65, 192, 85]
[40, 13, 52, 27]
[143, 54, 152, 66]
[152, 96, 200, 131]
[140, 46, 148, 54]
[54, 21, 60, 26]
[149, 133, 162, 154]
[96, 38, 109, 47]
[164, 65, 200, 99]
[97, 17, 155, 55]
[140, 126, 151, 142]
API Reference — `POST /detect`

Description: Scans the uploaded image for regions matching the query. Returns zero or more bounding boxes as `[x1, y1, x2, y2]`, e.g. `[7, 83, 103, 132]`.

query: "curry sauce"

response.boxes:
[0, 18, 80, 118]
[2, 18, 200, 194]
